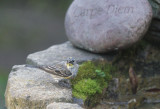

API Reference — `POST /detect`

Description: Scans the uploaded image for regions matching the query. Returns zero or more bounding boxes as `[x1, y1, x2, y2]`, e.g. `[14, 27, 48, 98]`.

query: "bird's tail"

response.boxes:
[25, 64, 40, 68]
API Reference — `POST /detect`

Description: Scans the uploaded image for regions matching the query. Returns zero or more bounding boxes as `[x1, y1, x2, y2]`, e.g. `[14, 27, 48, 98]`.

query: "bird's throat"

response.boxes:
[67, 63, 74, 69]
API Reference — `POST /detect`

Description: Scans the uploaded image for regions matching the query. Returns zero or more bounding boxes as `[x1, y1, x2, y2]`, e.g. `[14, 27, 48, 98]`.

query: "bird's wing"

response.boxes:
[38, 63, 72, 78]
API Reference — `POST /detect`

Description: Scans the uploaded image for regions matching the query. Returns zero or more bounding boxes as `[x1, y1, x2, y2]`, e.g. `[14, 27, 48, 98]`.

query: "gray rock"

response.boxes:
[5, 65, 72, 109]
[5, 40, 160, 109]
[148, 0, 160, 19]
[93, 42, 160, 109]
[94, 74, 160, 109]
[65, 0, 152, 53]
[47, 102, 84, 109]
[145, 0, 160, 44]
[26, 41, 116, 66]
[145, 19, 160, 45]
[73, 97, 84, 107]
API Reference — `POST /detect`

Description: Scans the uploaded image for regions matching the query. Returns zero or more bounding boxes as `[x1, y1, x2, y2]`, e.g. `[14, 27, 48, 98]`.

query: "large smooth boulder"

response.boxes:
[65, 0, 152, 53]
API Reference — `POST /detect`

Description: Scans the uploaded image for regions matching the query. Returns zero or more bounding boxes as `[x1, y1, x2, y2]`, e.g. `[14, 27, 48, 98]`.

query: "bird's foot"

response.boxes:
[58, 79, 71, 88]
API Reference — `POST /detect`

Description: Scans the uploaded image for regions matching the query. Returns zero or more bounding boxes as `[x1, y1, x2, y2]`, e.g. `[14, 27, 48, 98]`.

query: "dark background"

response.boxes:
[0, 0, 72, 108]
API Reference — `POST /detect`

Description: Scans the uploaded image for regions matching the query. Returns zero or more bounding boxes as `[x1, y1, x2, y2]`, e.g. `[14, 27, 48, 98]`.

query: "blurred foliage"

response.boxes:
[0, 69, 8, 108]
[0, 0, 73, 15]
[0, 1, 72, 108]
[0, 0, 73, 50]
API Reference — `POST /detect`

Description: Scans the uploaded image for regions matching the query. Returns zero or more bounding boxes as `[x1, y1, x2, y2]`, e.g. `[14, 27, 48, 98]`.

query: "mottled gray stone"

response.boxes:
[47, 102, 84, 109]
[145, 0, 160, 44]
[5, 40, 160, 109]
[148, 0, 160, 19]
[26, 41, 116, 66]
[145, 19, 160, 45]
[73, 97, 84, 107]
[5, 65, 72, 109]
[65, 0, 152, 53]
[93, 42, 160, 109]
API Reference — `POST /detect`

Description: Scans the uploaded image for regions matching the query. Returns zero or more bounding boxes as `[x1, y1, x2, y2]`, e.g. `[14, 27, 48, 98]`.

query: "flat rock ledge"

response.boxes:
[5, 65, 73, 109]
[47, 102, 83, 109]
[26, 41, 115, 66]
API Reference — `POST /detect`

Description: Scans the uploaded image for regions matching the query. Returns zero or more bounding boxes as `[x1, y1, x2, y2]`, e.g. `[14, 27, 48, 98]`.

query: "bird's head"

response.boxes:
[66, 57, 76, 68]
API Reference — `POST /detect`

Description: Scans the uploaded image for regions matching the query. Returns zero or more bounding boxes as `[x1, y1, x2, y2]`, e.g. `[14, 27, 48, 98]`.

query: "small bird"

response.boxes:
[129, 66, 138, 94]
[26, 57, 79, 79]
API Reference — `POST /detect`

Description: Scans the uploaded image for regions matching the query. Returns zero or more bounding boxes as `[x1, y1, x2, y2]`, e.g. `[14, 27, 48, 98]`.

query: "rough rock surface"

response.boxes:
[26, 41, 116, 66]
[145, 19, 160, 45]
[47, 102, 84, 109]
[146, 0, 160, 45]
[65, 0, 152, 53]
[5, 41, 160, 109]
[94, 41, 160, 109]
[148, 0, 160, 19]
[5, 65, 72, 109]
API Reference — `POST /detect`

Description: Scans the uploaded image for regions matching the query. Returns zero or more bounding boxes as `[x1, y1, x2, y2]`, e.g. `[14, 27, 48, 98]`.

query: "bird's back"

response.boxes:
[38, 62, 72, 78]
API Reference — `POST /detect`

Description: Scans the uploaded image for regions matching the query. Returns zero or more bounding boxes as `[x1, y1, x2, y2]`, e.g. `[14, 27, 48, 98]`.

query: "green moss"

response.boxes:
[71, 61, 116, 107]
[112, 40, 149, 77]
[71, 61, 114, 84]
[73, 78, 102, 100]
[119, 40, 148, 60]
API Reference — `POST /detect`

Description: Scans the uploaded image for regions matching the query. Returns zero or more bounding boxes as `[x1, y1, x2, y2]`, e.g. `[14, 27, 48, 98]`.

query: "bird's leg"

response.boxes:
[58, 79, 71, 88]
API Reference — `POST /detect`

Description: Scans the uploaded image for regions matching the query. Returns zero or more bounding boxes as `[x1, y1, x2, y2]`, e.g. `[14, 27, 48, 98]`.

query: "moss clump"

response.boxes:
[71, 61, 116, 107]
[73, 78, 102, 100]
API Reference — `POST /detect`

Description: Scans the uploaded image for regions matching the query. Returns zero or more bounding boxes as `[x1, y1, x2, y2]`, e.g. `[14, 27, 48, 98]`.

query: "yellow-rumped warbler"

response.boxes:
[26, 57, 79, 79]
